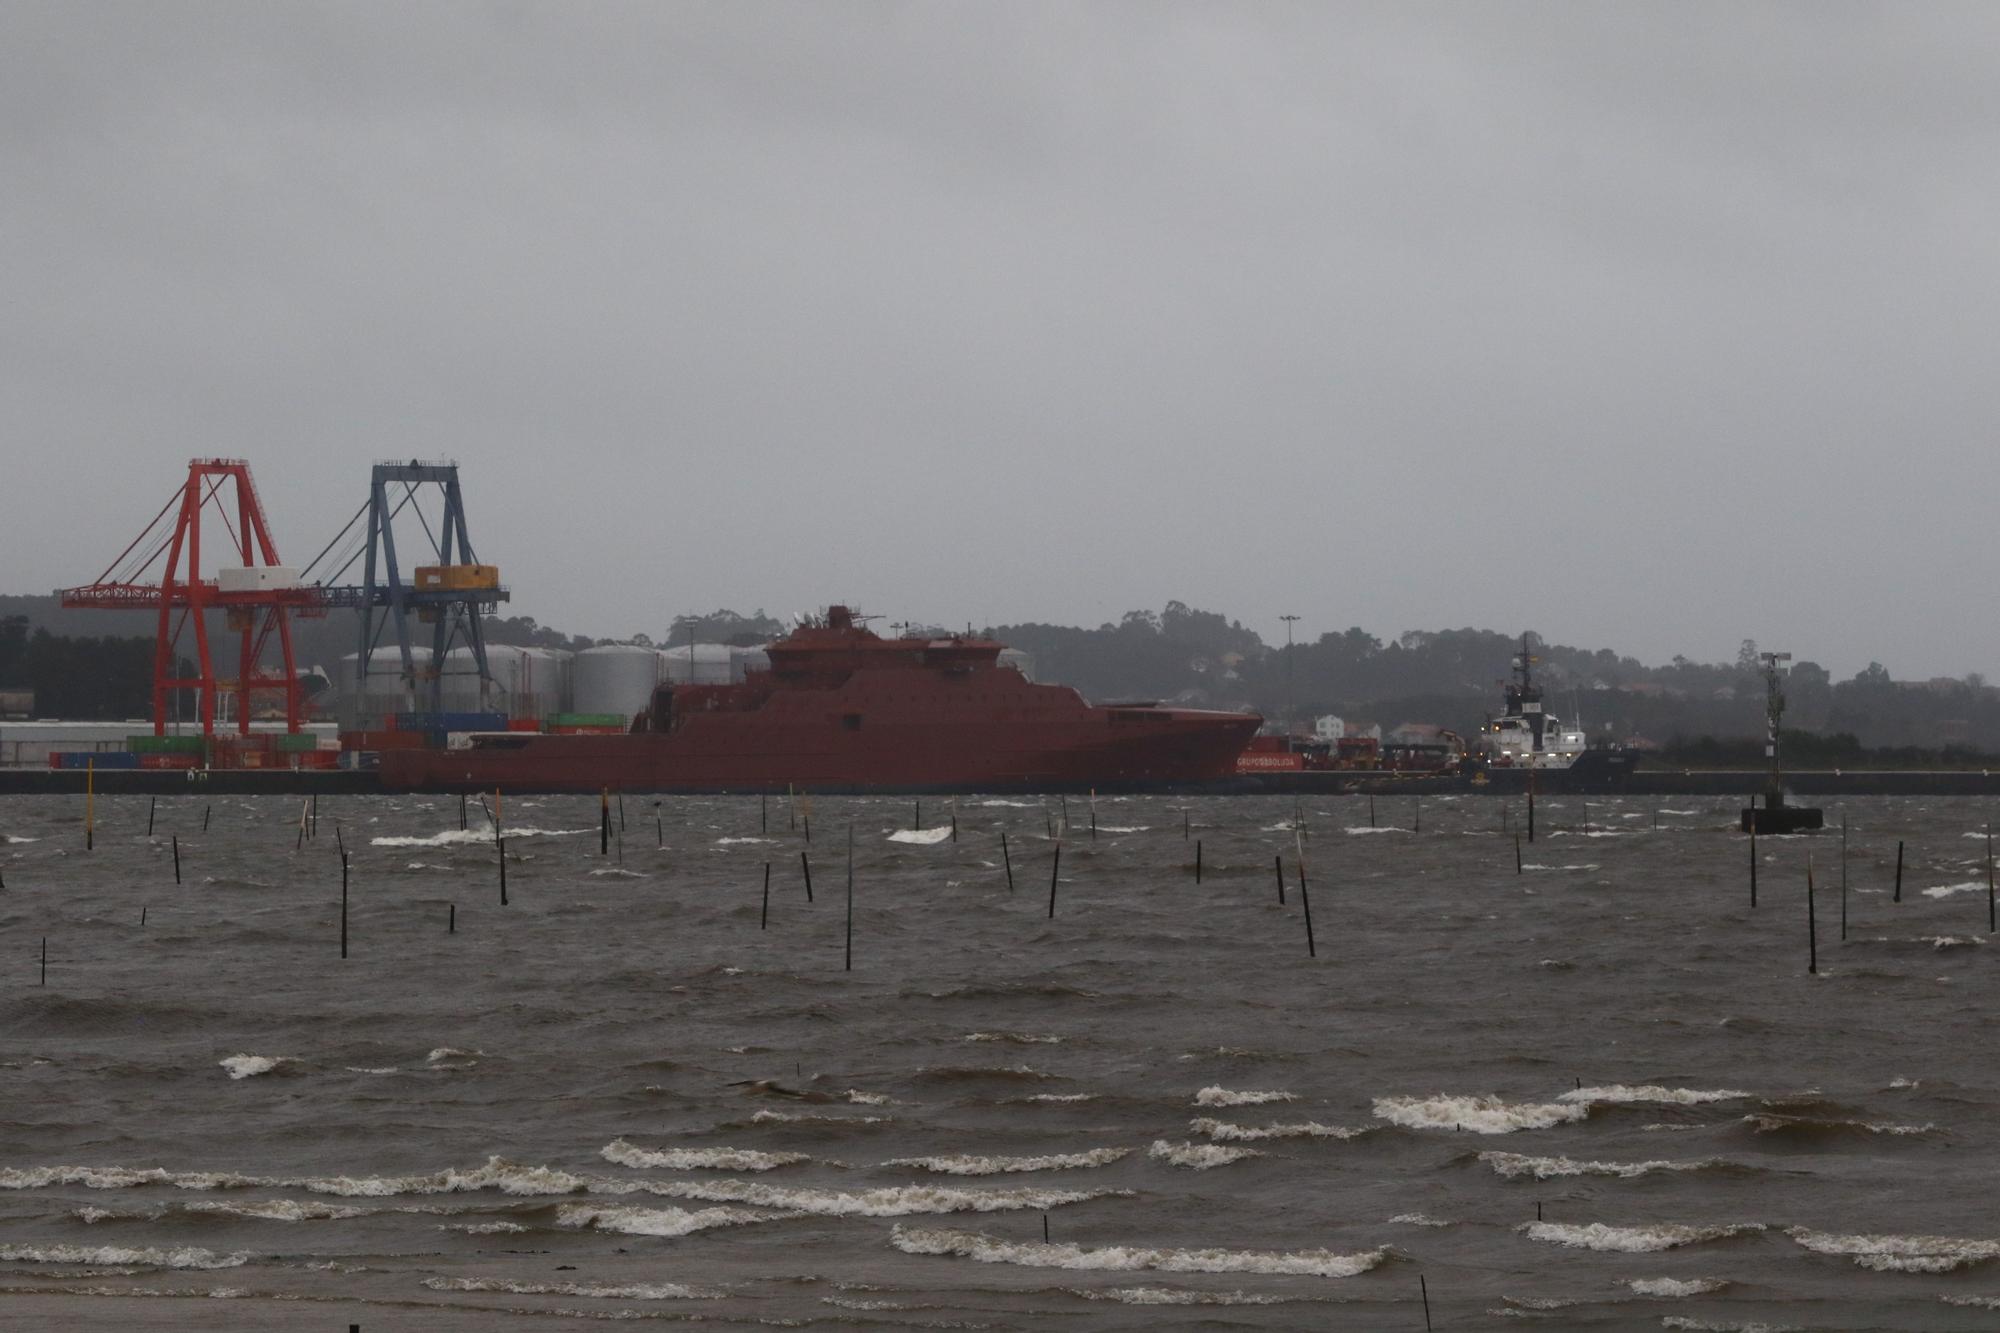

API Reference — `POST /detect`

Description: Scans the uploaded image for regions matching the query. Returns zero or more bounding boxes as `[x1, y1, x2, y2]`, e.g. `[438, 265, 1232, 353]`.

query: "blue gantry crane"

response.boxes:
[302, 462, 509, 721]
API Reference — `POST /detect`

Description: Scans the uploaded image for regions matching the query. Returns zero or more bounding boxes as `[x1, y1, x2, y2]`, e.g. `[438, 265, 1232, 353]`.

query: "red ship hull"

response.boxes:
[378, 608, 1259, 794]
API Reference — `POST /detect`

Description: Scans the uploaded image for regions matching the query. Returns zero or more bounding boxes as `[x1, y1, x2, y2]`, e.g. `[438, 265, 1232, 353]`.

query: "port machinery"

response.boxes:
[57, 459, 507, 738]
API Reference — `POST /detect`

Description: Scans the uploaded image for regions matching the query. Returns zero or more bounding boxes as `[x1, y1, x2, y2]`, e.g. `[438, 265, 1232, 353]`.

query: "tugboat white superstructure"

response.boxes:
[1480, 635, 1590, 770]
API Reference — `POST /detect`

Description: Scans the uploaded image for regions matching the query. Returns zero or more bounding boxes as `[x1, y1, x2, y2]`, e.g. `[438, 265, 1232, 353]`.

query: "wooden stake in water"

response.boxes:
[1060, 794, 1069, 833]
[1183, 807, 1190, 840]
[172, 835, 181, 885]
[1297, 834, 1315, 958]
[202, 804, 211, 833]
[1368, 794, 1376, 829]
[340, 851, 350, 959]
[761, 793, 768, 834]
[498, 836, 508, 906]
[1048, 841, 1061, 918]
[617, 792, 625, 832]
[41, 936, 47, 986]
[295, 798, 307, 851]
[1000, 826, 1017, 891]
[1514, 832, 1523, 875]
[800, 850, 814, 902]
[1419, 1274, 1433, 1331]
[147, 797, 156, 837]
[1750, 824, 1758, 908]
[459, 793, 467, 830]
[1413, 797, 1420, 835]
[804, 814, 811, 845]
[1840, 815, 1849, 940]
[787, 783, 796, 830]
[761, 862, 771, 930]
[449, 903, 455, 934]
[914, 799, 921, 831]
[655, 800, 663, 850]
[1806, 852, 1817, 975]
[1089, 788, 1097, 840]
[1274, 854, 1286, 905]
[85, 760, 94, 851]
[1987, 822, 1995, 934]
[1893, 840, 1904, 903]
[1194, 839, 1202, 884]
[844, 825, 854, 972]
[600, 789, 610, 856]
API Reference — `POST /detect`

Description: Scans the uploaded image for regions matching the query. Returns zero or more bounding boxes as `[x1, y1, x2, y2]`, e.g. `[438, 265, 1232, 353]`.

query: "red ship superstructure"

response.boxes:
[379, 606, 1259, 792]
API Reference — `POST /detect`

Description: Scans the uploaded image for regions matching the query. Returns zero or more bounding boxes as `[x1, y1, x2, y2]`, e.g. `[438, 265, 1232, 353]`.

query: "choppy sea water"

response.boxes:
[2, 792, 1999, 1330]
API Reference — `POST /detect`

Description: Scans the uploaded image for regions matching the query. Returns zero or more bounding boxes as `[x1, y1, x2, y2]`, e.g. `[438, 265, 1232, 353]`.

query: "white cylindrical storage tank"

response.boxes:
[729, 644, 771, 681]
[997, 647, 1033, 681]
[661, 643, 734, 685]
[573, 644, 662, 718]
[439, 646, 485, 714]
[338, 646, 433, 727]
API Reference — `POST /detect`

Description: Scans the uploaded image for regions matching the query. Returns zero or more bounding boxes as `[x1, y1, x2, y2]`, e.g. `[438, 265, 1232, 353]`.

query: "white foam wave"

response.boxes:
[1660, 1320, 1802, 1332]
[714, 837, 776, 845]
[1520, 1221, 1764, 1252]
[601, 1140, 807, 1172]
[844, 1089, 892, 1105]
[1345, 827, 1408, 835]
[1390, 1213, 1451, 1227]
[370, 825, 588, 847]
[652, 1178, 1121, 1217]
[1096, 825, 1148, 834]
[1786, 1226, 2000, 1273]
[1481, 1152, 1722, 1180]
[887, 827, 954, 845]
[425, 1046, 484, 1067]
[1373, 1094, 1587, 1133]
[218, 1055, 287, 1080]
[1562, 1085, 1748, 1105]
[883, 1149, 1128, 1175]
[1925, 934, 1983, 949]
[1943, 1295, 2000, 1308]
[891, 1224, 1384, 1277]
[1076, 1287, 1286, 1305]
[588, 867, 647, 878]
[1025, 1094, 1096, 1104]
[0, 1244, 246, 1269]
[1522, 862, 1601, 871]
[344, 1067, 398, 1076]
[556, 1203, 777, 1237]
[1189, 1117, 1367, 1141]
[425, 1275, 722, 1299]
[436, 1220, 526, 1234]
[1629, 1277, 1727, 1297]
[1923, 881, 1985, 899]
[1194, 1086, 1297, 1107]
[179, 1199, 366, 1222]
[1147, 1141, 1260, 1169]
[965, 1031, 1062, 1044]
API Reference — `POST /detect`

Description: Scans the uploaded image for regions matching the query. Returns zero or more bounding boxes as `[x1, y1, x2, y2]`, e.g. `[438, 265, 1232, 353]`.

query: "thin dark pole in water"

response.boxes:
[1988, 822, 1995, 934]
[1275, 854, 1286, 905]
[1001, 830, 1014, 892]
[1048, 842, 1061, 918]
[449, 903, 455, 934]
[1060, 794, 1069, 833]
[1535, 1200, 1542, 1221]
[1840, 816, 1849, 940]
[804, 815, 811, 845]
[172, 835, 181, 885]
[295, 799, 306, 851]
[1368, 795, 1376, 828]
[844, 825, 854, 972]
[1894, 840, 1904, 903]
[1514, 833, 1522, 875]
[40, 936, 47, 986]
[800, 850, 814, 903]
[335, 824, 345, 857]
[914, 799, 921, 831]
[459, 793, 467, 830]
[600, 789, 610, 856]
[1045, 813, 1054, 840]
[340, 851, 349, 959]
[1413, 797, 1420, 835]
[761, 793, 768, 834]
[1042, 1213, 1049, 1243]
[148, 797, 156, 836]
[951, 811, 958, 842]
[1299, 858, 1315, 958]
[1806, 853, 1817, 975]
[1183, 807, 1190, 840]
[1194, 839, 1202, 885]
[787, 784, 795, 831]
[761, 862, 770, 930]
[141, 905, 146, 927]
[498, 837, 508, 906]
[1419, 1274, 1433, 1331]
[655, 801, 663, 850]
[1750, 825, 1758, 908]
[310, 794, 317, 839]
[202, 804, 211, 833]
[1089, 807, 1096, 839]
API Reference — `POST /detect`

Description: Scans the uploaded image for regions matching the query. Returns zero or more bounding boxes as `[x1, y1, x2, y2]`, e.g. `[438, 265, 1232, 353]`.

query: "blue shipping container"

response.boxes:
[55, 752, 141, 770]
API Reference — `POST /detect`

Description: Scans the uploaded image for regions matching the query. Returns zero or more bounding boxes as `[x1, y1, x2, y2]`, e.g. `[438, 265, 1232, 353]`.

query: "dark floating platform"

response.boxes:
[1742, 801, 1825, 834]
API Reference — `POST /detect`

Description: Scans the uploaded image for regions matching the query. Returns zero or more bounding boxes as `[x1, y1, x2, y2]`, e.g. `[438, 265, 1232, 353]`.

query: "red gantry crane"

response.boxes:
[58, 459, 316, 736]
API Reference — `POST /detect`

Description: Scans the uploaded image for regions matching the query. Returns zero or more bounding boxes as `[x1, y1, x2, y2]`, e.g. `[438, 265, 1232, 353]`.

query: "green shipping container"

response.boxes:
[547, 713, 628, 727]
[273, 733, 320, 752]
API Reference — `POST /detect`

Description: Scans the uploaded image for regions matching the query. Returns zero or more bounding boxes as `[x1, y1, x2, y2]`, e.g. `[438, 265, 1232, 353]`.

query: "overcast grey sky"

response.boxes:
[5, 2, 1996, 677]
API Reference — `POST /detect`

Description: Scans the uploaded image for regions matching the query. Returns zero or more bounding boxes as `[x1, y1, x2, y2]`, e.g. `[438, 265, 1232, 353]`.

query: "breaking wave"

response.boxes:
[1194, 1086, 1297, 1107]
[1786, 1226, 2000, 1273]
[890, 1224, 1385, 1277]
[1373, 1094, 1587, 1133]
[424, 1275, 722, 1299]
[1629, 1277, 1728, 1297]
[1561, 1085, 1749, 1105]
[881, 1149, 1128, 1175]
[649, 1178, 1123, 1217]
[0, 1244, 246, 1270]
[600, 1140, 808, 1173]
[370, 825, 588, 847]
[1479, 1152, 1732, 1180]
[1147, 1141, 1260, 1170]
[217, 1055, 288, 1080]
[1189, 1117, 1368, 1142]
[556, 1203, 779, 1237]
[1519, 1221, 1764, 1252]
